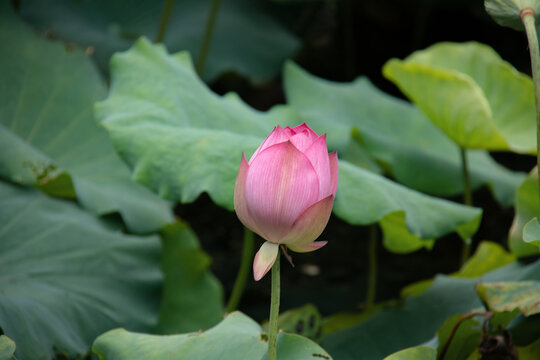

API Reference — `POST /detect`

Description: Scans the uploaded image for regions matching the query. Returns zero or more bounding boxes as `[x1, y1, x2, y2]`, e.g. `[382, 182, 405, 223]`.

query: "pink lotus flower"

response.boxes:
[234, 124, 338, 281]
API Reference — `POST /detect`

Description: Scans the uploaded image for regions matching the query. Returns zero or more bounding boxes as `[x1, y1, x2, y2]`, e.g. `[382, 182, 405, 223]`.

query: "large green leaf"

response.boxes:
[383, 346, 436, 360]
[0, 181, 162, 360]
[97, 38, 482, 253]
[284, 61, 523, 206]
[383, 42, 535, 153]
[509, 168, 540, 257]
[323, 257, 540, 360]
[0, 336, 15, 360]
[0, 3, 172, 233]
[20, 0, 299, 81]
[335, 161, 482, 252]
[477, 281, 540, 316]
[401, 241, 515, 297]
[93, 312, 332, 360]
[156, 222, 224, 334]
[485, 0, 540, 30]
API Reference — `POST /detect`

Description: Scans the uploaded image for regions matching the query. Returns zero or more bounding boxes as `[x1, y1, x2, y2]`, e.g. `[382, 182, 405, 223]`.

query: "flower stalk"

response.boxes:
[196, 0, 222, 76]
[226, 228, 254, 313]
[521, 8, 540, 211]
[460, 147, 472, 265]
[155, 0, 176, 43]
[268, 251, 281, 360]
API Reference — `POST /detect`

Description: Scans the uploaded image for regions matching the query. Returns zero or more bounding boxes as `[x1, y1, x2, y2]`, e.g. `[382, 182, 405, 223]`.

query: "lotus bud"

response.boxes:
[234, 124, 338, 281]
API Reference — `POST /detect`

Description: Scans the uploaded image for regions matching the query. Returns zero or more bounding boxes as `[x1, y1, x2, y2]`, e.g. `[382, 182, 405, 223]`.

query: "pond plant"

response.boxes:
[1, 0, 540, 359]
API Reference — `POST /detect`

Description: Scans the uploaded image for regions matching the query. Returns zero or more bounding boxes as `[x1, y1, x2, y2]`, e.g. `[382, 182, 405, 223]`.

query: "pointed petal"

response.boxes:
[290, 130, 314, 152]
[250, 126, 291, 162]
[245, 141, 319, 242]
[292, 123, 318, 141]
[234, 154, 263, 235]
[329, 152, 338, 197]
[288, 241, 328, 253]
[304, 134, 331, 198]
[253, 242, 280, 281]
[280, 195, 334, 248]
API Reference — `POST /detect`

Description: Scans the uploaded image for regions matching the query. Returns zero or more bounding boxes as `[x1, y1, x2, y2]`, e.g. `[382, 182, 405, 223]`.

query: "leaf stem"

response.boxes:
[155, 0, 176, 43]
[365, 224, 378, 309]
[196, 0, 222, 76]
[268, 250, 281, 360]
[460, 147, 472, 265]
[226, 227, 254, 313]
[438, 311, 492, 360]
[521, 8, 540, 211]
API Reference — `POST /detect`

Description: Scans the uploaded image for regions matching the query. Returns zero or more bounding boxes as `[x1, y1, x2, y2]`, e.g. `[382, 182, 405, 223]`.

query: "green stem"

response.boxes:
[155, 0, 176, 43]
[268, 251, 281, 360]
[365, 224, 377, 309]
[226, 228, 254, 313]
[196, 0, 222, 76]
[521, 9, 540, 210]
[460, 147, 472, 265]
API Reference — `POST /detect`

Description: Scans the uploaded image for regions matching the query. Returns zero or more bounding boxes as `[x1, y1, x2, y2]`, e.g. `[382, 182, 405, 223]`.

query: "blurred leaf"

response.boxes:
[156, 221, 224, 334]
[262, 304, 322, 342]
[322, 303, 389, 336]
[383, 346, 436, 360]
[402, 241, 515, 297]
[0, 335, 15, 360]
[477, 281, 540, 316]
[284, 61, 524, 206]
[523, 217, 540, 247]
[436, 314, 480, 360]
[383, 42, 535, 153]
[0, 2, 172, 233]
[97, 38, 483, 253]
[485, 0, 540, 30]
[507, 313, 540, 345]
[517, 335, 540, 358]
[20, 0, 299, 81]
[323, 257, 540, 360]
[509, 168, 540, 256]
[0, 181, 162, 360]
[93, 312, 332, 360]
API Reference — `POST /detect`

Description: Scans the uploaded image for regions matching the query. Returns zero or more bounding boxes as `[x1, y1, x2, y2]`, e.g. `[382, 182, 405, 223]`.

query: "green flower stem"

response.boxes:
[521, 8, 540, 210]
[226, 227, 254, 313]
[155, 0, 176, 43]
[460, 147, 472, 265]
[196, 0, 222, 76]
[365, 224, 378, 309]
[268, 250, 281, 360]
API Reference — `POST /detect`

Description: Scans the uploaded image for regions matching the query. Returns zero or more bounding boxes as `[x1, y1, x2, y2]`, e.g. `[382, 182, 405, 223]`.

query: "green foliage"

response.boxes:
[20, 0, 299, 81]
[0, 181, 162, 360]
[335, 161, 482, 252]
[323, 258, 540, 360]
[0, 3, 172, 233]
[485, 0, 540, 30]
[477, 281, 540, 316]
[0, 335, 16, 360]
[156, 222, 224, 334]
[383, 346, 436, 360]
[383, 42, 535, 153]
[509, 168, 540, 256]
[284, 61, 524, 206]
[523, 217, 540, 247]
[401, 241, 515, 297]
[93, 312, 332, 360]
[436, 314, 481, 360]
[97, 37, 483, 253]
[262, 304, 323, 342]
